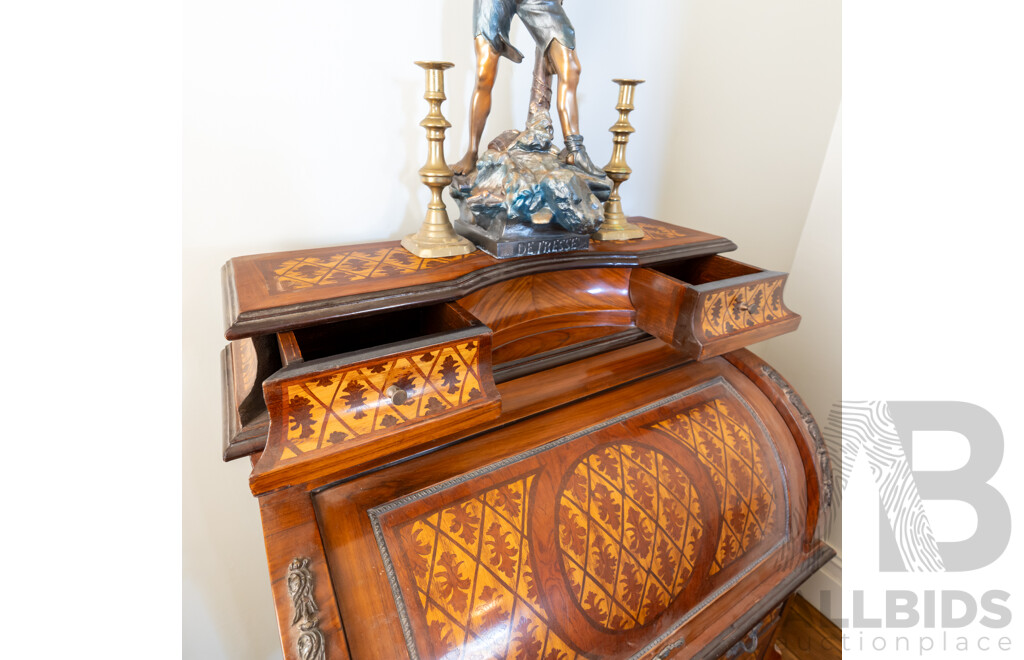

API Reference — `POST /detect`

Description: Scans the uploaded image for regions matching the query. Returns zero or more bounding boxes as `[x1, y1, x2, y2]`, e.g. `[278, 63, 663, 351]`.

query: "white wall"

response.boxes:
[183, 1, 840, 657]
[755, 108, 843, 617]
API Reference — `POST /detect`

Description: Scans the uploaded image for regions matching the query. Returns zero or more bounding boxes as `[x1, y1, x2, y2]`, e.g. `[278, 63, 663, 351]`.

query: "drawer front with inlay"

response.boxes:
[250, 306, 501, 491]
[312, 358, 809, 660]
[631, 256, 800, 361]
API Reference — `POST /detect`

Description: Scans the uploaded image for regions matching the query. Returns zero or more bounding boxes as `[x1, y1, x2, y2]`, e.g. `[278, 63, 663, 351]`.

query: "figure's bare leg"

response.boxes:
[546, 40, 581, 138]
[547, 41, 604, 177]
[453, 35, 501, 175]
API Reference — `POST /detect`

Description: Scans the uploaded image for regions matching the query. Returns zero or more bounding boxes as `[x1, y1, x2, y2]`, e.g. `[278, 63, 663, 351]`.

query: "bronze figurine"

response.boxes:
[452, 0, 602, 179]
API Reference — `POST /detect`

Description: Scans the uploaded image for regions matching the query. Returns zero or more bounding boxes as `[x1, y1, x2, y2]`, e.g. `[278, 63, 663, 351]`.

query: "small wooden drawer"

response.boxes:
[718, 600, 786, 659]
[221, 335, 280, 460]
[250, 303, 500, 491]
[630, 255, 800, 360]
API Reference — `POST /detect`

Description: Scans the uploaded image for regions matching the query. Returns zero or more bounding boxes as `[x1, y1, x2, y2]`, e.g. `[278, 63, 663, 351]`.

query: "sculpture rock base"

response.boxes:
[453, 217, 590, 259]
[451, 111, 611, 259]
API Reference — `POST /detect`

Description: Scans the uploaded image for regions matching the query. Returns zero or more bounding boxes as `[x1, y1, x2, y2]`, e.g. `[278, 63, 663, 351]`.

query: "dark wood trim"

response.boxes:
[225, 237, 737, 339]
[223, 412, 271, 461]
[493, 327, 651, 383]
[257, 339, 693, 493]
[277, 331, 303, 365]
[690, 545, 835, 659]
[723, 349, 833, 550]
[264, 324, 488, 386]
[774, 594, 842, 660]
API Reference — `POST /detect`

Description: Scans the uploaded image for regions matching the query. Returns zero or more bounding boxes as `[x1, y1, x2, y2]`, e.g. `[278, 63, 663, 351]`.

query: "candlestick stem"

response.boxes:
[402, 61, 475, 258]
[594, 79, 646, 241]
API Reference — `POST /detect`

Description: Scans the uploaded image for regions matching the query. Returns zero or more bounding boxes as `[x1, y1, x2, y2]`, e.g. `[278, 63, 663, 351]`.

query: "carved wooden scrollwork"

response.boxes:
[287, 557, 326, 660]
[759, 364, 835, 512]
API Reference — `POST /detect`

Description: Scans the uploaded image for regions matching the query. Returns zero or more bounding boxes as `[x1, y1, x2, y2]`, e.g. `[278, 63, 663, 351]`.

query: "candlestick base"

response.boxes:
[401, 232, 475, 259]
[592, 222, 645, 241]
[594, 199, 645, 240]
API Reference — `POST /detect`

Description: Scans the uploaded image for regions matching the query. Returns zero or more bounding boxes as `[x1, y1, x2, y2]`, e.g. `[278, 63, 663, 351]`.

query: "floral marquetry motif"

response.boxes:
[558, 442, 705, 631]
[397, 476, 583, 660]
[699, 278, 790, 339]
[649, 398, 779, 574]
[279, 341, 485, 461]
[227, 225, 835, 660]
[271, 247, 471, 293]
[631, 221, 688, 241]
[364, 382, 792, 659]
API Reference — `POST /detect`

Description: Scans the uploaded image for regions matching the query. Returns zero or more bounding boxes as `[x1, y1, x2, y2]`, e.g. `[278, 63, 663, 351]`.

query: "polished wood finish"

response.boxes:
[772, 595, 841, 660]
[458, 268, 635, 365]
[251, 303, 501, 494]
[223, 219, 734, 339]
[715, 600, 786, 660]
[722, 350, 833, 551]
[314, 358, 806, 659]
[220, 222, 833, 659]
[221, 334, 279, 461]
[630, 256, 800, 361]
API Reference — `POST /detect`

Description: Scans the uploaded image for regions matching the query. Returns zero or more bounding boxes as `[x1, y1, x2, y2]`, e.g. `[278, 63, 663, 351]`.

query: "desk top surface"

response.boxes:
[223, 218, 734, 339]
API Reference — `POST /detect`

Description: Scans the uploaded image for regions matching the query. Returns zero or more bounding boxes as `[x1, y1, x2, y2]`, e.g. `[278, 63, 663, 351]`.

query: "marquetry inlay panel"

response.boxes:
[279, 341, 484, 460]
[365, 380, 788, 660]
[558, 442, 704, 631]
[271, 247, 471, 293]
[649, 398, 778, 574]
[699, 278, 790, 339]
[397, 475, 582, 660]
[632, 221, 687, 241]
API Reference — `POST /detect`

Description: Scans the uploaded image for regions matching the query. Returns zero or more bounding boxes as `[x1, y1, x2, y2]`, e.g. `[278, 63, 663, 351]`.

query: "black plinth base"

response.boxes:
[455, 219, 590, 259]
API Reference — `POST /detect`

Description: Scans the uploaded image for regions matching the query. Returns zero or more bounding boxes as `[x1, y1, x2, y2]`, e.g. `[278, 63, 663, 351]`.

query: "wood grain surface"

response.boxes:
[223, 219, 735, 339]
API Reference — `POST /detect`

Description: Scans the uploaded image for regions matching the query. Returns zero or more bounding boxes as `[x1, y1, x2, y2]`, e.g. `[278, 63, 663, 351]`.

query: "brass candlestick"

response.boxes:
[402, 61, 475, 258]
[594, 79, 646, 241]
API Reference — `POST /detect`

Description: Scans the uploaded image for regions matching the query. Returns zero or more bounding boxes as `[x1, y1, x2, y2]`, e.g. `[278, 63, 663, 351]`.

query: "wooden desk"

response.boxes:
[220, 219, 834, 660]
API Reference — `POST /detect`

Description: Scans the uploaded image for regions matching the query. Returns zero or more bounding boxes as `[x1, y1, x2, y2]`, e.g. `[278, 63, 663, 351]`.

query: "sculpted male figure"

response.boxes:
[452, 0, 604, 178]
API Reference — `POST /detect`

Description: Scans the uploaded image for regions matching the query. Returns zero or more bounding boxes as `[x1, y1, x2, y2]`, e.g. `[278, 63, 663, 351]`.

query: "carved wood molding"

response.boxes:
[758, 364, 835, 515]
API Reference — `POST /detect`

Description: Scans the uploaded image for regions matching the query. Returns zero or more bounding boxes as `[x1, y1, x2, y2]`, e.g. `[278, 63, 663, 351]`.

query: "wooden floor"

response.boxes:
[773, 595, 842, 660]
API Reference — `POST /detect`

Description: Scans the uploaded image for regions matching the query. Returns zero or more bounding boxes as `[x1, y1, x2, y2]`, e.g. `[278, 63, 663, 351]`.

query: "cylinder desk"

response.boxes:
[220, 218, 834, 660]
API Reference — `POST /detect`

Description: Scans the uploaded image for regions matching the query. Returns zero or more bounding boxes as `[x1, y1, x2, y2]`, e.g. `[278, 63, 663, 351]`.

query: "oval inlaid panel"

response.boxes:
[359, 379, 789, 659]
[557, 442, 705, 631]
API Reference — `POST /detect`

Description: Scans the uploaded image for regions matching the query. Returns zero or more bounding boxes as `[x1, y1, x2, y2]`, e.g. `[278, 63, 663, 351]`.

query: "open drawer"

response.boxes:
[250, 302, 501, 491]
[629, 255, 800, 360]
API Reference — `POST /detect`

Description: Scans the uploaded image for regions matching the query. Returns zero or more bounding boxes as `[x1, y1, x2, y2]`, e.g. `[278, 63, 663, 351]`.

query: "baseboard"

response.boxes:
[797, 548, 842, 624]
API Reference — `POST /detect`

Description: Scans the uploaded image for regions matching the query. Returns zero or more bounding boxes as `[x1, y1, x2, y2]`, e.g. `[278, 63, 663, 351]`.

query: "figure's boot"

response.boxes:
[561, 134, 606, 178]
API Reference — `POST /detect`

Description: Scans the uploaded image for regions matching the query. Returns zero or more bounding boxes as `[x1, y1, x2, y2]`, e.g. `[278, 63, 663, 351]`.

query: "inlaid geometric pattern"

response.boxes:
[261, 223, 688, 296]
[649, 399, 778, 574]
[399, 476, 581, 660]
[557, 443, 704, 631]
[632, 221, 688, 241]
[280, 341, 484, 460]
[271, 247, 471, 293]
[699, 278, 788, 338]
